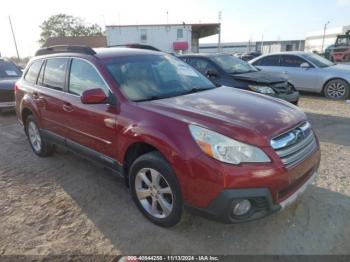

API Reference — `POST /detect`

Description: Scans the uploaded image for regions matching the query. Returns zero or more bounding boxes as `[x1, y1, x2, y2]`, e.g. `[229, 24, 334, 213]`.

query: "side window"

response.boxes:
[43, 58, 68, 91]
[254, 56, 280, 66]
[187, 58, 216, 74]
[69, 59, 109, 96]
[280, 55, 308, 67]
[24, 60, 43, 84]
[177, 28, 183, 39]
[140, 29, 147, 43]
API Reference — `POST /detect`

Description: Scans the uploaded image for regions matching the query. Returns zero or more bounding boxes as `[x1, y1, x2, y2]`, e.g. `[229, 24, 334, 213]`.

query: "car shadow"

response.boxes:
[53, 153, 350, 254]
[306, 112, 350, 146]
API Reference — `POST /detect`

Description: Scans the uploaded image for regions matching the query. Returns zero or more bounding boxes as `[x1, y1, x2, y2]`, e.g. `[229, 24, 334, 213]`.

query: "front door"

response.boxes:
[62, 58, 119, 159]
[279, 55, 318, 91]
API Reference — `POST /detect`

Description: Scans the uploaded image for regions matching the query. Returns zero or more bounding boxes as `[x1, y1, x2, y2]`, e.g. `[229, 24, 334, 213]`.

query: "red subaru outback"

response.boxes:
[15, 46, 320, 227]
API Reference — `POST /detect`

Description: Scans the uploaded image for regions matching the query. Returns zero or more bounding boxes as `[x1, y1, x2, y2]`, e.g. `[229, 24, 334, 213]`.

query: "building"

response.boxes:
[43, 36, 107, 48]
[256, 40, 304, 54]
[199, 40, 304, 54]
[305, 25, 350, 53]
[105, 23, 220, 53]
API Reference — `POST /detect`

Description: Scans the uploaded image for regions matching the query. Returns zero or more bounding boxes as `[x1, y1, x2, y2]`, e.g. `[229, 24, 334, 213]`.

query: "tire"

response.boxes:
[324, 79, 349, 100]
[25, 115, 54, 157]
[129, 151, 183, 227]
[345, 55, 350, 63]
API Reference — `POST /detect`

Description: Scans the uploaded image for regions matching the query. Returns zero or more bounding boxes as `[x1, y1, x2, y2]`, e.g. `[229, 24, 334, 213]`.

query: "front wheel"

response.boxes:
[129, 151, 183, 227]
[324, 79, 349, 100]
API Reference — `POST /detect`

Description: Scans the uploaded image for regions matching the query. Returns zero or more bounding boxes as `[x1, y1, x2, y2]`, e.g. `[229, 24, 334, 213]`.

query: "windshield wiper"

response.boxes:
[134, 96, 162, 102]
[181, 87, 214, 95]
[134, 87, 214, 102]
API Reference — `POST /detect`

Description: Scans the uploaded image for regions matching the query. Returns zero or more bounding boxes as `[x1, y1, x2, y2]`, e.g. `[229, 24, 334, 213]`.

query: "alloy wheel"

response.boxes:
[134, 168, 174, 219]
[326, 81, 347, 99]
[28, 121, 42, 152]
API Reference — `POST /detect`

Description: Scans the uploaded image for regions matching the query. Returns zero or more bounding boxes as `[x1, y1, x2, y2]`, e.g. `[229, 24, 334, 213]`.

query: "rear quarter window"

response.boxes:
[24, 60, 43, 84]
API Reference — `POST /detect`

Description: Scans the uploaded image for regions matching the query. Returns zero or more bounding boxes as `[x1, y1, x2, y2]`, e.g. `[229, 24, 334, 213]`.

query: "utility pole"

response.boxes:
[321, 21, 330, 53]
[8, 16, 20, 60]
[218, 11, 222, 53]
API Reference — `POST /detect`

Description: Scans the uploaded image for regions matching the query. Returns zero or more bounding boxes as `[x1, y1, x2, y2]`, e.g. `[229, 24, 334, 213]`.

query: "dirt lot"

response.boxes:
[0, 95, 349, 255]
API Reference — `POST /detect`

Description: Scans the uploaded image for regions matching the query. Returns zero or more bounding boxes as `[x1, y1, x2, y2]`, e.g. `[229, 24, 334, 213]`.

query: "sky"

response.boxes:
[1, 0, 350, 57]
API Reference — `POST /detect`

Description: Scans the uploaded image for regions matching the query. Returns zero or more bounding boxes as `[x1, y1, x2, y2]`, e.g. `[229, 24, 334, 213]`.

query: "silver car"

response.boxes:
[250, 51, 350, 100]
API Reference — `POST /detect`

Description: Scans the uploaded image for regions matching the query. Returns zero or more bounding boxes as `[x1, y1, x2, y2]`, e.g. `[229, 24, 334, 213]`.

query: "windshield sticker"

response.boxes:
[5, 70, 18, 76]
[178, 65, 199, 77]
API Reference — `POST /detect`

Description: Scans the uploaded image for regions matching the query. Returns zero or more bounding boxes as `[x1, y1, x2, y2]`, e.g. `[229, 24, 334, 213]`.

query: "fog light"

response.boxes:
[233, 200, 252, 216]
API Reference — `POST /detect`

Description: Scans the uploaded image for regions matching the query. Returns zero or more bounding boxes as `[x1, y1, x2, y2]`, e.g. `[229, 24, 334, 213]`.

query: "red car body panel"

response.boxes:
[15, 49, 321, 219]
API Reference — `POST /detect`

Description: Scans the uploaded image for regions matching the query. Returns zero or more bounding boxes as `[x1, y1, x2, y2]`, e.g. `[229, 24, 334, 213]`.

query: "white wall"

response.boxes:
[305, 25, 350, 52]
[106, 25, 192, 53]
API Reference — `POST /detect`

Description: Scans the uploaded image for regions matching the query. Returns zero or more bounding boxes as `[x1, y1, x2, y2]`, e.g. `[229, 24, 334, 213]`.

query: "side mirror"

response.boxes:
[206, 69, 218, 78]
[300, 62, 310, 69]
[81, 88, 108, 104]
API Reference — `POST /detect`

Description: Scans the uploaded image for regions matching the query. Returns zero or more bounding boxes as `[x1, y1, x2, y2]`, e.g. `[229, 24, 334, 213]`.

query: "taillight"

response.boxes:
[14, 84, 19, 93]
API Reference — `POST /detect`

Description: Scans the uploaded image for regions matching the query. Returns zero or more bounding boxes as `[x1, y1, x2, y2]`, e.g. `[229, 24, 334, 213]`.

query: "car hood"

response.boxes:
[139, 86, 306, 147]
[0, 78, 18, 90]
[231, 71, 286, 84]
[323, 64, 350, 74]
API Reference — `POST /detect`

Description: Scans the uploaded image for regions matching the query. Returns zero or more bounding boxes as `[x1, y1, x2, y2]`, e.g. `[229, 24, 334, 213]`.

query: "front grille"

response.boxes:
[271, 122, 317, 168]
[271, 82, 293, 94]
[333, 48, 349, 53]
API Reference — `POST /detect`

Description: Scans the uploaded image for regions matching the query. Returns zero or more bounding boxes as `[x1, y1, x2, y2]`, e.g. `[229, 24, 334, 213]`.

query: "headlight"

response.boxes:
[248, 85, 275, 94]
[189, 125, 270, 165]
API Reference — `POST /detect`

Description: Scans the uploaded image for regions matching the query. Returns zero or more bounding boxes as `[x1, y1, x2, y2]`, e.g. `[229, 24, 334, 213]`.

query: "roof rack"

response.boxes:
[35, 45, 96, 56]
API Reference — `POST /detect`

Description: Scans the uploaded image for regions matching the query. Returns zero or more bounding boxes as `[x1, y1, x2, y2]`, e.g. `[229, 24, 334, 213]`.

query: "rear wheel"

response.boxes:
[129, 151, 182, 227]
[324, 79, 349, 100]
[25, 115, 54, 157]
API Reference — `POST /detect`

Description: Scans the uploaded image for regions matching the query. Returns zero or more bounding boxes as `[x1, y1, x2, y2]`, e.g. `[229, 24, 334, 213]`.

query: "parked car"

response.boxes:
[240, 51, 262, 61]
[0, 58, 22, 112]
[324, 45, 335, 60]
[109, 43, 161, 52]
[16, 46, 320, 227]
[250, 51, 350, 100]
[179, 53, 299, 104]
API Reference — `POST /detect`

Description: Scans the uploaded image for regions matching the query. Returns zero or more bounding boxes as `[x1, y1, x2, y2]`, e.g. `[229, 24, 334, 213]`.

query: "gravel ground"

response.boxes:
[0, 95, 349, 256]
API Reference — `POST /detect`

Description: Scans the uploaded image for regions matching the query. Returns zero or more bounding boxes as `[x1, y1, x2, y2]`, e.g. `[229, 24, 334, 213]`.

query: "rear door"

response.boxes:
[38, 57, 70, 138]
[62, 58, 119, 159]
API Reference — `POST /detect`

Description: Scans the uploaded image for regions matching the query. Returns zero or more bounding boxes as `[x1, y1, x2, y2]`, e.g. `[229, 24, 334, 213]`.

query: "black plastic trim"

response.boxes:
[41, 129, 123, 174]
[186, 188, 281, 224]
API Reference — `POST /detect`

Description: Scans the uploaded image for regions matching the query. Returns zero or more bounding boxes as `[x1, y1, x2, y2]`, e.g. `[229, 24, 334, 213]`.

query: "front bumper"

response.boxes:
[188, 168, 317, 224]
[272, 90, 300, 104]
[0, 101, 15, 109]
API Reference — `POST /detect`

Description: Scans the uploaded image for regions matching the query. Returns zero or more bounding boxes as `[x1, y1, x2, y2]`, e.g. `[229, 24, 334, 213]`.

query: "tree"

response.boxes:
[39, 14, 103, 45]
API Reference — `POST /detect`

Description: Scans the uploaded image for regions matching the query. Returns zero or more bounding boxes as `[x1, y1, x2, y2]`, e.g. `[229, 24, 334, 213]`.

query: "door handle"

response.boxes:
[282, 71, 288, 74]
[62, 102, 74, 112]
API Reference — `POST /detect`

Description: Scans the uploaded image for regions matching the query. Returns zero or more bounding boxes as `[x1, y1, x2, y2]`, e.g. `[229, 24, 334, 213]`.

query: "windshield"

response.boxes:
[336, 36, 349, 46]
[0, 61, 22, 79]
[211, 55, 258, 74]
[104, 54, 215, 101]
[302, 53, 334, 68]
